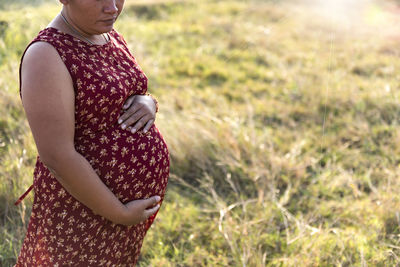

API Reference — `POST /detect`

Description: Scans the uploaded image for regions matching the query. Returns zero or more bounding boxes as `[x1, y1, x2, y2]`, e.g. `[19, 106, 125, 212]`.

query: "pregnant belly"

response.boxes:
[74, 123, 170, 203]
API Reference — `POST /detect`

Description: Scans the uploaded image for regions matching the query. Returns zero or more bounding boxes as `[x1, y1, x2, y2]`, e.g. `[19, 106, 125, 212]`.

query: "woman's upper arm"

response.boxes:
[21, 41, 75, 166]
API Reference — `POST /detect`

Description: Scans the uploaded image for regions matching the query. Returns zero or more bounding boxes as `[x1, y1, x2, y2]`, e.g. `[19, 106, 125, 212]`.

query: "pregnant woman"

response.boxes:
[13, 0, 170, 266]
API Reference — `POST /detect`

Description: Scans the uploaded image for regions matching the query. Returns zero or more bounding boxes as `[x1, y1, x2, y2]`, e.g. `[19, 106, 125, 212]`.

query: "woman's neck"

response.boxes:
[47, 13, 108, 45]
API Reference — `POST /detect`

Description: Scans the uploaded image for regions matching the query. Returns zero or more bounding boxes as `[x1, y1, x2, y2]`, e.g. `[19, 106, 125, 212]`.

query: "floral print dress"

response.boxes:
[14, 27, 170, 266]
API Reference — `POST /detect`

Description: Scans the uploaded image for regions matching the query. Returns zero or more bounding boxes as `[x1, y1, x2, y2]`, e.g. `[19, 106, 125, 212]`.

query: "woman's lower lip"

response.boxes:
[101, 19, 115, 25]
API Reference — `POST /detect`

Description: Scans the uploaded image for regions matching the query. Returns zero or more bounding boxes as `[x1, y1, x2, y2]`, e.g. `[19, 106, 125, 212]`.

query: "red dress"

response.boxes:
[14, 27, 170, 266]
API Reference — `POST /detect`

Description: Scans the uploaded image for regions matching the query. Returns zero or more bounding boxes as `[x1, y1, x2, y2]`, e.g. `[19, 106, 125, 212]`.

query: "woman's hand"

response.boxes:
[118, 196, 161, 226]
[118, 94, 156, 134]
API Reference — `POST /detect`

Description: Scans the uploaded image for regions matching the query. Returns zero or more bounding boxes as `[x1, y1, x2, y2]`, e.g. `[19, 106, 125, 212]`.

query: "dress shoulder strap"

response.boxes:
[18, 27, 80, 100]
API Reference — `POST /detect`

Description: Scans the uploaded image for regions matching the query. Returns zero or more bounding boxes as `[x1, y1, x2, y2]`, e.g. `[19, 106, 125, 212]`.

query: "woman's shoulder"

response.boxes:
[21, 29, 70, 80]
[21, 41, 68, 80]
[21, 27, 80, 70]
[23, 40, 60, 62]
[20, 39, 73, 105]
[18, 28, 71, 99]
[21, 28, 64, 60]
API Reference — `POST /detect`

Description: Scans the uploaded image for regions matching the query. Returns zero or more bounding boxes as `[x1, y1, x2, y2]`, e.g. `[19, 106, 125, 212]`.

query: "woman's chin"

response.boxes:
[93, 24, 114, 34]
[100, 20, 115, 29]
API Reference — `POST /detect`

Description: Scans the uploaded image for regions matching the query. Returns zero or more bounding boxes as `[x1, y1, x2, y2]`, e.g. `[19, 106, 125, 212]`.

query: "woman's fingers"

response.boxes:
[129, 116, 151, 134]
[141, 195, 160, 219]
[120, 112, 151, 133]
[142, 119, 154, 133]
[123, 95, 136, 110]
[118, 101, 150, 125]
[118, 94, 156, 133]
[122, 196, 161, 225]
[143, 195, 161, 208]
[118, 104, 142, 127]
[143, 204, 160, 219]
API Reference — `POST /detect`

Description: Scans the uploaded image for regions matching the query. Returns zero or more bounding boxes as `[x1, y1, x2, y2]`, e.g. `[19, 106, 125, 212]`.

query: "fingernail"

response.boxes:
[118, 119, 122, 124]
[155, 196, 160, 202]
[121, 124, 126, 129]
[143, 129, 147, 133]
[131, 128, 136, 133]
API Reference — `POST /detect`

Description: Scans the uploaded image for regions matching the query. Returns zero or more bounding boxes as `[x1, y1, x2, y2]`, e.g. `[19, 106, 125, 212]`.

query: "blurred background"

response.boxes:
[2, 0, 400, 265]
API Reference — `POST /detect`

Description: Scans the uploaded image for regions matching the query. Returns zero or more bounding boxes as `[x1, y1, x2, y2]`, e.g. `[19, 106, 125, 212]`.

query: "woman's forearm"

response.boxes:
[41, 149, 127, 224]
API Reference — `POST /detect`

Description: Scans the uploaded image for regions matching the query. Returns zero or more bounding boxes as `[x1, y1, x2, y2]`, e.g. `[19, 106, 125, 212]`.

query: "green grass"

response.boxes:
[2, 0, 400, 266]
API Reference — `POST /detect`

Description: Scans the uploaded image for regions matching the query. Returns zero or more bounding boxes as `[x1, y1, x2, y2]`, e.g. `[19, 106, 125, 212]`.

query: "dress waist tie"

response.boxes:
[14, 184, 34, 206]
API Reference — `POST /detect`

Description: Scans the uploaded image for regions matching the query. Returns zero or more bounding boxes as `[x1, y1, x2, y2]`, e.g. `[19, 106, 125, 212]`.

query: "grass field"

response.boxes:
[2, 0, 400, 266]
